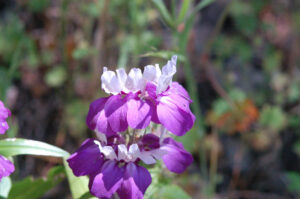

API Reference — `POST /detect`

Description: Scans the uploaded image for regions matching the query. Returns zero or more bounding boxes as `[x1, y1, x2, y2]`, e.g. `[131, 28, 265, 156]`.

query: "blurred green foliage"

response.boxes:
[7, 166, 64, 199]
[0, 0, 300, 198]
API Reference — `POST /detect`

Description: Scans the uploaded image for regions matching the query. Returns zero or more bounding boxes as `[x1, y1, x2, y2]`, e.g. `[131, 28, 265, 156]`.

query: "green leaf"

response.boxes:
[0, 177, 12, 198]
[152, 0, 175, 29]
[45, 66, 67, 88]
[8, 166, 64, 199]
[28, 0, 50, 13]
[179, 0, 215, 49]
[293, 140, 300, 157]
[63, 159, 93, 199]
[288, 83, 300, 103]
[213, 99, 230, 117]
[286, 172, 300, 193]
[0, 138, 69, 157]
[160, 185, 191, 199]
[259, 105, 286, 131]
[263, 50, 283, 71]
[193, 0, 215, 14]
[229, 89, 246, 102]
[142, 51, 186, 62]
[0, 68, 11, 99]
[177, 0, 191, 23]
[72, 48, 97, 60]
[78, 192, 97, 199]
[176, 125, 199, 152]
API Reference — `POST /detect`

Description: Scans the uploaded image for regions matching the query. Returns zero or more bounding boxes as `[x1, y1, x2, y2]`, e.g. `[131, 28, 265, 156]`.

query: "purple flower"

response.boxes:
[67, 132, 192, 199]
[0, 100, 14, 180]
[0, 155, 15, 181]
[139, 134, 193, 173]
[86, 56, 195, 136]
[0, 100, 11, 135]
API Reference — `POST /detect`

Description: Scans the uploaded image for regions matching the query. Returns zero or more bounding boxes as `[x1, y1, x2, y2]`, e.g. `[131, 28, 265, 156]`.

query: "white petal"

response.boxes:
[95, 131, 107, 144]
[101, 67, 122, 94]
[125, 68, 143, 92]
[157, 76, 171, 94]
[101, 146, 117, 160]
[157, 56, 177, 94]
[161, 56, 177, 76]
[151, 148, 168, 160]
[117, 144, 128, 161]
[139, 151, 157, 164]
[128, 144, 140, 160]
[94, 140, 102, 151]
[116, 68, 127, 88]
[143, 64, 161, 83]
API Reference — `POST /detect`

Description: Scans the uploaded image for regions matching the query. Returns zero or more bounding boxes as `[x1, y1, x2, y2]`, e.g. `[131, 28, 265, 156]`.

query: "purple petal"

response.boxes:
[0, 101, 11, 135]
[144, 82, 157, 99]
[151, 107, 160, 124]
[127, 97, 153, 129]
[96, 109, 117, 136]
[86, 97, 117, 135]
[105, 95, 128, 132]
[0, 155, 14, 180]
[140, 134, 160, 150]
[168, 82, 192, 102]
[162, 137, 193, 173]
[157, 94, 195, 136]
[0, 120, 9, 135]
[0, 101, 11, 119]
[89, 160, 124, 198]
[117, 163, 151, 199]
[67, 139, 104, 176]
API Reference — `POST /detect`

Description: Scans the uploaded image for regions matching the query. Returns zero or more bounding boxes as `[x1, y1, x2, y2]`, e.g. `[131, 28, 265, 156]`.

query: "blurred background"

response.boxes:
[1, 0, 300, 198]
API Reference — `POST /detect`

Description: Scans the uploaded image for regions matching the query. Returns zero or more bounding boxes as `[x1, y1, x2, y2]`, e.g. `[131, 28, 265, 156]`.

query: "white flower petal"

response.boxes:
[94, 140, 102, 151]
[157, 56, 177, 94]
[116, 68, 127, 88]
[101, 67, 122, 94]
[101, 146, 117, 160]
[157, 75, 172, 94]
[117, 144, 128, 161]
[128, 144, 140, 160]
[139, 151, 157, 164]
[95, 131, 107, 144]
[125, 68, 143, 92]
[143, 64, 161, 83]
[161, 56, 177, 76]
[151, 148, 168, 160]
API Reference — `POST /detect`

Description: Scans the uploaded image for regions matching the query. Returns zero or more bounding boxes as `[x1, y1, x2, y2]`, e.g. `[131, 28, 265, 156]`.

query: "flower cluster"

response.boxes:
[68, 56, 195, 199]
[0, 101, 11, 135]
[87, 55, 195, 136]
[0, 100, 15, 181]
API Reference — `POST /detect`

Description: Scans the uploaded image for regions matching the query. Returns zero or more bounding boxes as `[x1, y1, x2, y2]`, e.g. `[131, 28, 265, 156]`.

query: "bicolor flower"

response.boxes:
[87, 56, 195, 136]
[0, 100, 11, 135]
[0, 100, 14, 181]
[67, 132, 193, 199]
[0, 155, 15, 181]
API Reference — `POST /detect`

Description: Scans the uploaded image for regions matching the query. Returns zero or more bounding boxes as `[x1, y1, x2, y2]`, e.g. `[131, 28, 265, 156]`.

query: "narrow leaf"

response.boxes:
[177, 0, 191, 23]
[141, 51, 186, 62]
[193, 0, 215, 14]
[63, 159, 93, 199]
[152, 0, 175, 29]
[0, 138, 69, 157]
